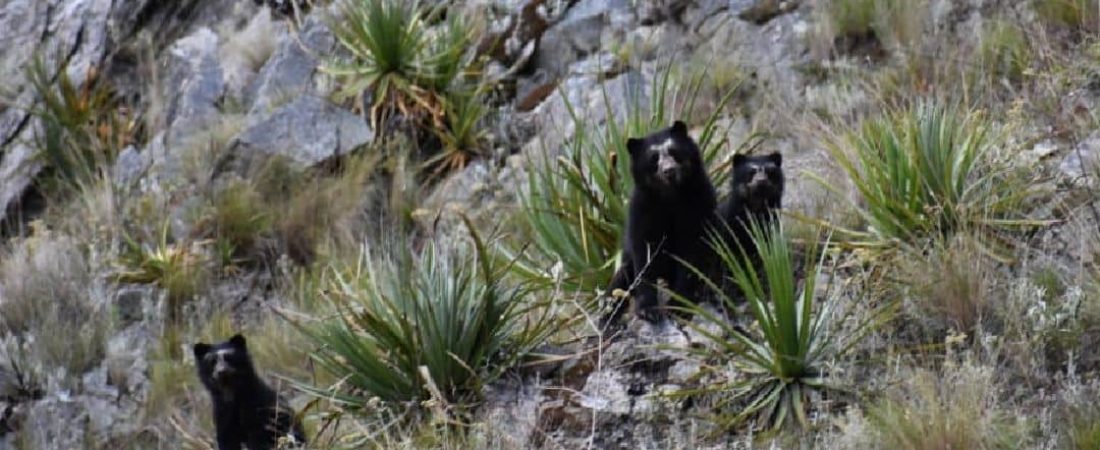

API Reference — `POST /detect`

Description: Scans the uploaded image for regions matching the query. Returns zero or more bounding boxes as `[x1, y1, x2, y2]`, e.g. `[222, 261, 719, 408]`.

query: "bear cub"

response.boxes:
[194, 334, 306, 450]
[607, 121, 718, 323]
[718, 152, 785, 273]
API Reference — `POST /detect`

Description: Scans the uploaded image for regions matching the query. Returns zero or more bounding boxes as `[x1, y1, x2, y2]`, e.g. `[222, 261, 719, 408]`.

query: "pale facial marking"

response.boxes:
[211, 348, 237, 379]
[653, 138, 678, 177]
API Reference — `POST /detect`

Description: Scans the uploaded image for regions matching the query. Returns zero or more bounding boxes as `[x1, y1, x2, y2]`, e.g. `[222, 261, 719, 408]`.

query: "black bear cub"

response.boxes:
[607, 121, 718, 323]
[718, 152, 785, 271]
[194, 334, 305, 450]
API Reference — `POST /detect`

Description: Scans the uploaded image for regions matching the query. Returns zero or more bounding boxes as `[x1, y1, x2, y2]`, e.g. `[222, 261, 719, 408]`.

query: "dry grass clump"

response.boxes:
[895, 234, 996, 335]
[849, 362, 1029, 450]
[0, 230, 109, 379]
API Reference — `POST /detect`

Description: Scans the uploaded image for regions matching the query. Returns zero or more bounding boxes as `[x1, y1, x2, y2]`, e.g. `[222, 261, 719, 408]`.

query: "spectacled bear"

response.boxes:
[193, 334, 306, 450]
[605, 121, 718, 323]
[717, 152, 784, 281]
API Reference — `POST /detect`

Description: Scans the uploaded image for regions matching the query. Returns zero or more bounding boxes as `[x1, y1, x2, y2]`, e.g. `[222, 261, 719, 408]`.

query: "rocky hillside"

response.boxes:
[1, 0, 1099, 448]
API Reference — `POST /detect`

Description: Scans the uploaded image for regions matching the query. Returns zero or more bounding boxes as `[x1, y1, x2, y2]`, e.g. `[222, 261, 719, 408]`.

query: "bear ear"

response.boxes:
[732, 153, 747, 167]
[671, 120, 688, 137]
[767, 152, 782, 167]
[626, 138, 644, 157]
[193, 343, 211, 360]
[228, 334, 247, 350]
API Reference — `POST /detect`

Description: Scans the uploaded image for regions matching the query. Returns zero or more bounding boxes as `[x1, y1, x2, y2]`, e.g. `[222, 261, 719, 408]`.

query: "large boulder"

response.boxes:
[247, 7, 338, 118]
[234, 95, 373, 168]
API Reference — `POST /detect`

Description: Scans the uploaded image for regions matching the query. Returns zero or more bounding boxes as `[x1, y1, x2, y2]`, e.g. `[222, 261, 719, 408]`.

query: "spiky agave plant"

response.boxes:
[327, 0, 474, 134]
[675, 220, 882, 431]
[814, 100, 1044, 260]
[297, 221, 557, 411]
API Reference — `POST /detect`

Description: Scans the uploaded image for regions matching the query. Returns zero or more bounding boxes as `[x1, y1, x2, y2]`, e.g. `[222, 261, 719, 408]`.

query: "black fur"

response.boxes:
[717, 152, 784, 275]
[193, 334, 306, 450]
[607, 121, 719, 323]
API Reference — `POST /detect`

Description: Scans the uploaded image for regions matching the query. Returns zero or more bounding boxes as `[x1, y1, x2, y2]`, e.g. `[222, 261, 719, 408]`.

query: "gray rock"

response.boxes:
[523, 69, 651, 164]
[162, 27, 225, 151]
[114, 285, 152, 325]
[20, 396, 86, 449]
[235, 95, 373, 168]
[247, 8, 337, 117]
[0, 138, 41, 225]
[1060, 131, 1100, 187]
[536, 0, 633, 78]
[112, 145, 150, 187]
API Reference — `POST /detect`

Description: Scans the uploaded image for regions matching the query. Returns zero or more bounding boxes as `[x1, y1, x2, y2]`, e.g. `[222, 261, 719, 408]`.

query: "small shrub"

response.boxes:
[203, 179, 272, 266]
[509, 65, 742, 295]
[193, 152, 381, 268]
[678, 222, 882, 431]
[299, 225, 556, 410]
[271, 153, 380, 265]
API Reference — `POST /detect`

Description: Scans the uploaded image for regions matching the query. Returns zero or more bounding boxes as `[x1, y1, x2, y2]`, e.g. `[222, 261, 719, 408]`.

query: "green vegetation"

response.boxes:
[679, 221, 880, 431]
[429, 85, 491, 176]
[116, 221, 210, 322]
[976, 19, 1032, 85]
[300, 224, 557, 412]
[825, 0, 878, 41]
[6, 0, 1100, 447]
[327, 0, 485, 174]
[1035, 0, 1100, 33]
[26, 55, 140, 196]
[204, 179, 272, 267]
[819, 101, 1039, 258]
[510, 66, 741, 296]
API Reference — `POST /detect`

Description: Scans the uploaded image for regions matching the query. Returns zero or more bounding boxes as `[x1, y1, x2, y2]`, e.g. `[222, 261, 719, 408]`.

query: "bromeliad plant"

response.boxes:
[327, 0, 473, 136]
[299, 222, 557, 410]
[509, 65, 756, 295]
[677, 220, 881, 431]
[815, 100, 1042, 259]
[26, 54, 141, 196]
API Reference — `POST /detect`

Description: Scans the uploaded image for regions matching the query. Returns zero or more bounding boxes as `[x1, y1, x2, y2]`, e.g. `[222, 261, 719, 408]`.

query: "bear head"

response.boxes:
[730, 152, 784, 209]
[626, 121, 704, 197]
[193, 334, 257, 396]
